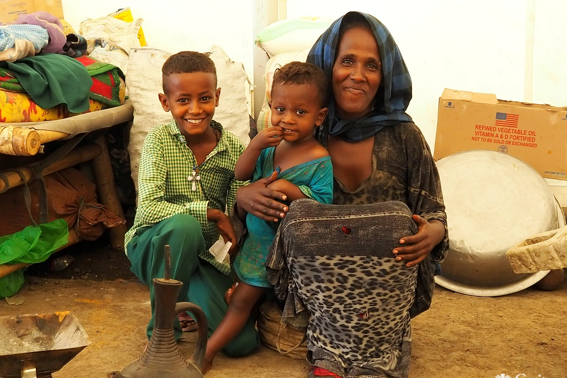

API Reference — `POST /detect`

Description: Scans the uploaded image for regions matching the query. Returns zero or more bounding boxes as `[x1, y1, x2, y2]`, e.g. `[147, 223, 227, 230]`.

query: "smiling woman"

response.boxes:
[235, 11, 448, 378]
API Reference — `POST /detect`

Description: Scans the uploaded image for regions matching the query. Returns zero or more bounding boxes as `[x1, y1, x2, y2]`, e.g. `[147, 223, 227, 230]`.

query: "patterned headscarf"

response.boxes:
[307, 11, 413, 143]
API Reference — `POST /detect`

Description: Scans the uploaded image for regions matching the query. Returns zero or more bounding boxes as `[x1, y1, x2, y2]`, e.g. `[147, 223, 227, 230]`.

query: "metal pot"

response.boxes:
[435, 150, 565, 296]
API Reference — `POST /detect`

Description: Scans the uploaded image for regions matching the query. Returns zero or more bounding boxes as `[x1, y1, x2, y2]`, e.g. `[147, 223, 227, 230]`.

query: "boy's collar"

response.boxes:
[167, 119, 227, 150]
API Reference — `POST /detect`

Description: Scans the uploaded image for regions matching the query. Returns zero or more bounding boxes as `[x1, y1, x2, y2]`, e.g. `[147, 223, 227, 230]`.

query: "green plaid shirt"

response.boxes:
[125, 119, 246, 275]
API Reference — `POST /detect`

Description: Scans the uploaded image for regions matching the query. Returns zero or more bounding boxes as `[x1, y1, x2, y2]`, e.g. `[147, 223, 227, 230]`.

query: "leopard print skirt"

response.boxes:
[267, 199, 418, 378]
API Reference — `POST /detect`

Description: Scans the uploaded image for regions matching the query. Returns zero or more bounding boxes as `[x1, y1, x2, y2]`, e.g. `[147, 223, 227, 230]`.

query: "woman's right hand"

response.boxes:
[236, 170, 288, 222]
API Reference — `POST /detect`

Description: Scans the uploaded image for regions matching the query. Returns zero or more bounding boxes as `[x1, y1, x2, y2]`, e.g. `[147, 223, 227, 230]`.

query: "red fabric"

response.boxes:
[91, 75, 113, 99]
[77, 56, 96, 65]
[311, 367, 341, 377]
[74, 56, 124, 107]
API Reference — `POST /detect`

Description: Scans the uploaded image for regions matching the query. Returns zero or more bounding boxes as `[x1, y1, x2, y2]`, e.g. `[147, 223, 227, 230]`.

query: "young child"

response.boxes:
[124, 51, 259, 357]
[203, 61, 334, 372]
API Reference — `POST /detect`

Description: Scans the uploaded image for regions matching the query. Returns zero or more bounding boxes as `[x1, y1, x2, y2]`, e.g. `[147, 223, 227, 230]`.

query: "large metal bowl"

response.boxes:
[434, 150, 565, 296]
[0, 312, 89, 377]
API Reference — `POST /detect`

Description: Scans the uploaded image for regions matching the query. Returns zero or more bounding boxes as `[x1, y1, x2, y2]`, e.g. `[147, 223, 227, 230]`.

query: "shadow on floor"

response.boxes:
[26, 233, 137, 282]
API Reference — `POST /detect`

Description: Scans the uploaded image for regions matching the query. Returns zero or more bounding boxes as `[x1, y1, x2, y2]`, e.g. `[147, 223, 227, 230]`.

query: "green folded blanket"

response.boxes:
[0, 53, 125, 110]
[0, 54, 93, 113]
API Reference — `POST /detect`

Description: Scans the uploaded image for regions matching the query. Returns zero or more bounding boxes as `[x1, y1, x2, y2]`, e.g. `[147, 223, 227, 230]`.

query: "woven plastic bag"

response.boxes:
[0, 219, 68, 298]
[257, 300, 308, 360]
[0, 270, 25, 299]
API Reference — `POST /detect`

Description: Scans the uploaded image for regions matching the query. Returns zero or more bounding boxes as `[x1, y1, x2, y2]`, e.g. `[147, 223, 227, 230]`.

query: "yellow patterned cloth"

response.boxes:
[0, 88, 105, 122]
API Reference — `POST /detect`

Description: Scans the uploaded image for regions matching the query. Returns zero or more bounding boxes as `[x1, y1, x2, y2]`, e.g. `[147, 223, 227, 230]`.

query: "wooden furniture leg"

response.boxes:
[0, 230, 81, 279]
[91, 135, 128, 251]
[0, 144, 101, 194]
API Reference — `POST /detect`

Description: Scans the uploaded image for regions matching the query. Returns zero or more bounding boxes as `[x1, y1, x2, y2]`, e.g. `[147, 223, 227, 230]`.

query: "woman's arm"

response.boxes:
[267, 179, 307, 201]
[393, 124, 449, 267]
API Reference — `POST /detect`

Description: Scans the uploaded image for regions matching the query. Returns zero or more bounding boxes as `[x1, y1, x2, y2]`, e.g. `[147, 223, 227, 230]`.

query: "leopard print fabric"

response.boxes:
[300, 254, 415, 378]
[268, 200, 418, 377]
[322, 122, 449, 318]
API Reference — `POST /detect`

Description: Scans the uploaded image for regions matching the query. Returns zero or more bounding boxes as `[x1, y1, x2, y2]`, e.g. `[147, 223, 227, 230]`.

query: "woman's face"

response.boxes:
[332, 26, 382, 120]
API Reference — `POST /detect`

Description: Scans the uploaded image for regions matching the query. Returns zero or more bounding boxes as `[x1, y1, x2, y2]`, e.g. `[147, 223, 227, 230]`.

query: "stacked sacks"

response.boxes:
[255, 18, 334, 58]
[254, 18, 332, 132]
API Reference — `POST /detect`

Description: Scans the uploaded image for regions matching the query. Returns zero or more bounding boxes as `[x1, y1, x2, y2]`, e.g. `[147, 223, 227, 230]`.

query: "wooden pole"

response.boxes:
[0, 126, 41, 156]
[37, 129, 70, 144]
[0, 144, 101, 194]
[91, 135, 127, 251]
[0, 126, 72, 157]
[0, 229, 81, 279]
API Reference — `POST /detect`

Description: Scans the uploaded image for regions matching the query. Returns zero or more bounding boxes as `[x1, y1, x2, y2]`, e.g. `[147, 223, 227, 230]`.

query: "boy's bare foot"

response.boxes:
[224, 282, 238, 304]
[179, 312, 198, 332]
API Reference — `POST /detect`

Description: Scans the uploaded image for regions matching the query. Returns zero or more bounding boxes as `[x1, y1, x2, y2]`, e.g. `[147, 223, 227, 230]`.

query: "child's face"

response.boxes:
[270, 83, 327, 144]
[159, 72, 220, 139]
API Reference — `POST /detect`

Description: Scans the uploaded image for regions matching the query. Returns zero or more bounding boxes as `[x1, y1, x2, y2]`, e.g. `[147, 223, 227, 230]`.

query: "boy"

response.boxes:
[124, 51, 259, 357]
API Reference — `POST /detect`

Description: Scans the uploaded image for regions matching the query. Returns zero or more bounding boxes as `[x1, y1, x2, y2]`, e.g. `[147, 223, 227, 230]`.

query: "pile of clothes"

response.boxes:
[0, 11, 125, 122]
[0, 11, 87, 62]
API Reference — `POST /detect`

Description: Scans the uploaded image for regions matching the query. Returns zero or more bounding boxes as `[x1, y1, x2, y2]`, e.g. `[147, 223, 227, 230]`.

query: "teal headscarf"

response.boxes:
[307, 11, 413, 143]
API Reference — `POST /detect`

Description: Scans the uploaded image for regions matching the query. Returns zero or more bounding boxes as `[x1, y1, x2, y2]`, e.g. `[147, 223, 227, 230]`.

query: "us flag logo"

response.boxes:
[495, 112, 519, 127]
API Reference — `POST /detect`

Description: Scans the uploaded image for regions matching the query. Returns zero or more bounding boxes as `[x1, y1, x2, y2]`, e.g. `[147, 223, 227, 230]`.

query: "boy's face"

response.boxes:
[270, 83, 328, 143]
[159, 72, 221, 139]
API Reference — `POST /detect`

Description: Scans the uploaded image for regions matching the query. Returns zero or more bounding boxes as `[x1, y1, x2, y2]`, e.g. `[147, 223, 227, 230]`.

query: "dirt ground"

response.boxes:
[2, 235, 566, 378]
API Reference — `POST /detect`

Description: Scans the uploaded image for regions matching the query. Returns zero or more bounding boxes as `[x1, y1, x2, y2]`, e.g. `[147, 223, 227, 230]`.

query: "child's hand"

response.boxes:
[251, 126, 283, 150]
[207, 209, 237, 253]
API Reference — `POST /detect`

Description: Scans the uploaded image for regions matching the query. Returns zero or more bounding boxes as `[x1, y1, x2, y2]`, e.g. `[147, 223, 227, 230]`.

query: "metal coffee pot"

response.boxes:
[110, 246, 207, 378]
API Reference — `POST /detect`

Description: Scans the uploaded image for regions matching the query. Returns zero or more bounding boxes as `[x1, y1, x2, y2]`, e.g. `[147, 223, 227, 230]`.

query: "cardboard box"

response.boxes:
[434, 88, 567, 181]
[0, 0, 64, 23]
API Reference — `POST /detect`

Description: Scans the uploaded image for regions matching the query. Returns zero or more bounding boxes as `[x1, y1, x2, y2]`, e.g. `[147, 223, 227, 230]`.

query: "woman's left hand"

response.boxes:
[393, 215, 445, 267]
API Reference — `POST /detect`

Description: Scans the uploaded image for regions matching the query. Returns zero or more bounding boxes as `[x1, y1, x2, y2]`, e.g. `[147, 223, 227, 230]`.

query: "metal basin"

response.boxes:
[435, 150, 565, 296]
[0, 312, 89, 377]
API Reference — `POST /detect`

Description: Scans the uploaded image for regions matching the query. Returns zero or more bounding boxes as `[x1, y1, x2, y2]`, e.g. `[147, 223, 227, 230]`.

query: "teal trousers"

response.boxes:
[127, 213, 259, 357]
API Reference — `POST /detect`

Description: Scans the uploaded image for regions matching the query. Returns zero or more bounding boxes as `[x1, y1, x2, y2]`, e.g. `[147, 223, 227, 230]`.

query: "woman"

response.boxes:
[235, 11, 448, 378]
